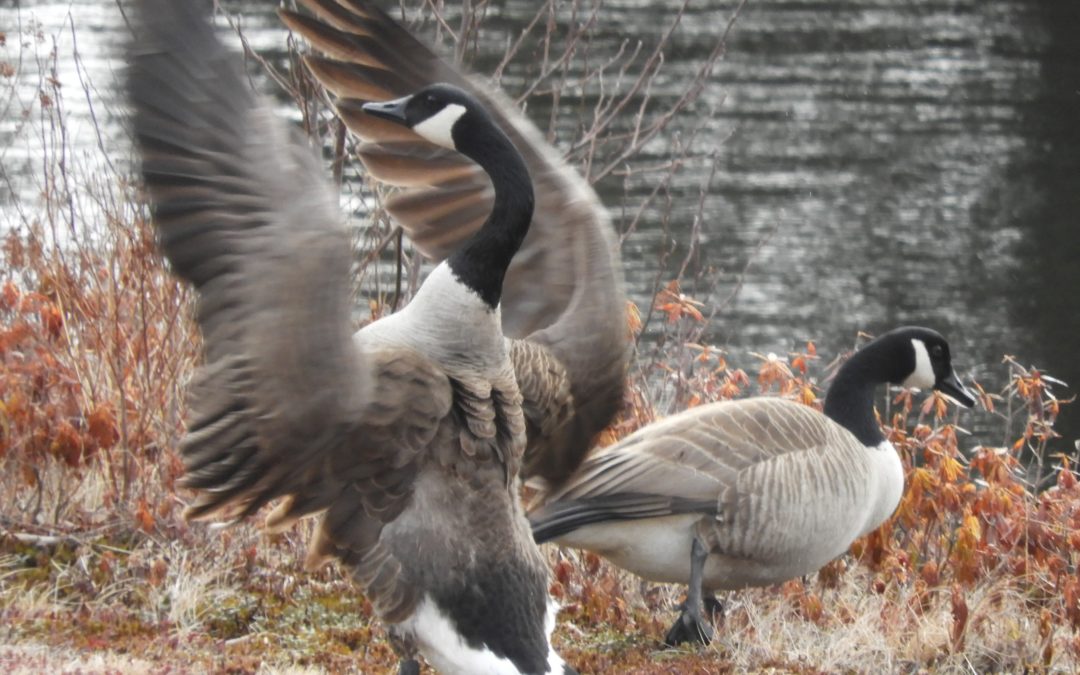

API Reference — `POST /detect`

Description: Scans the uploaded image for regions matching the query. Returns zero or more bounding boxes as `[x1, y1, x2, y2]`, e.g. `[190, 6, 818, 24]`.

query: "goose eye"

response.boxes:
[930, 345, 944, 359]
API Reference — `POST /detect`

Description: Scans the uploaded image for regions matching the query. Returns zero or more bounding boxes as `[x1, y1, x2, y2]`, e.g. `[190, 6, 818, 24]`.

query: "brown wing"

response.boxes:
[300, 358, 523, 623]
[266, 345, 454, 522]
[531, 398, 846, 540]
[129, 0, 375, 521]
[508, 339, 574, 478]
[281, 0, 629, 486]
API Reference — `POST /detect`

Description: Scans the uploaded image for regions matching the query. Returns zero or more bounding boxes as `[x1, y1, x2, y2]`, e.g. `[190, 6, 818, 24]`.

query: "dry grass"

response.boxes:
[3, 3, 1080, 674]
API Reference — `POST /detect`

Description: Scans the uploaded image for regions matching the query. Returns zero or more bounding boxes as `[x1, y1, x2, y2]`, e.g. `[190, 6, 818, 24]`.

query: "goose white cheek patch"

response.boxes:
[902, 338, 935, 390]
[413, 103, 466, 150]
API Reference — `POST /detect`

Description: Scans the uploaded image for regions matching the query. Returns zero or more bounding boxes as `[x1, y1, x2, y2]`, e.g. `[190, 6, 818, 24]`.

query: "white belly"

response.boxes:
[556, 515, 701, 584]
[557, 516, 857, 591]
[399, 596, 566, 675]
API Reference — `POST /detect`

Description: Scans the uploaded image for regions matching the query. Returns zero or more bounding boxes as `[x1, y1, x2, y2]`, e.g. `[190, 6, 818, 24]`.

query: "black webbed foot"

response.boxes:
[663, 606, 714, 646]
[398, 658, 420, 675]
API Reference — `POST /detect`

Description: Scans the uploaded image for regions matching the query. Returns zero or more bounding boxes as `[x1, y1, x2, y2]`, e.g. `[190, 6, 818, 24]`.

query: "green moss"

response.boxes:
[200, 593, 259, 640]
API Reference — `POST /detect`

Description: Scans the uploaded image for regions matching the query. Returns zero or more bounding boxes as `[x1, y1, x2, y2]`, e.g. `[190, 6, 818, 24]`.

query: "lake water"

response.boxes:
[2, 0, 1077, 455]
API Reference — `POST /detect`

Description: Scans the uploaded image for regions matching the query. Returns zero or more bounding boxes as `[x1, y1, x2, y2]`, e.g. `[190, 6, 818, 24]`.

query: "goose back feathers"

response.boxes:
[129, 1, 574, 672]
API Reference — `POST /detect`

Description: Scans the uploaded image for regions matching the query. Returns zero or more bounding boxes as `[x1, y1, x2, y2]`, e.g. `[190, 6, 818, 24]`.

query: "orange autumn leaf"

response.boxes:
[972, 380, 995, 412]
[753, 352, 793, 390]
[921, 390, 949, 418]
[940, 454, 965, 483]
[50, 420, 84, 466]
[1064, 577, 1080, 631]
[962, 513, 982, 542]
[625, 300, 642, 336]
[653, 280, 705, 324]
[0, 281, 19, 311]
[38, 302, 64, 339]
[791, 354, 806, 374]
[87, 405, 119, 450]
[135, 499, 156, 533]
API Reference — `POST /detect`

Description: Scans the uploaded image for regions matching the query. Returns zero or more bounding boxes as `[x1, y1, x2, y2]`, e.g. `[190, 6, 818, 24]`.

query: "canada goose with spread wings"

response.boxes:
[128, 1, 577, 672]
[278, 0, 629, 489]
[530, 327, 976, 645]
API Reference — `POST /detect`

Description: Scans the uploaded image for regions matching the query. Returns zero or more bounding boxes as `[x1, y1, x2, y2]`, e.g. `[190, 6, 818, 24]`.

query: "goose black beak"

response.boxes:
[936, 370, 976, 408]
[362, 95, 411, 125]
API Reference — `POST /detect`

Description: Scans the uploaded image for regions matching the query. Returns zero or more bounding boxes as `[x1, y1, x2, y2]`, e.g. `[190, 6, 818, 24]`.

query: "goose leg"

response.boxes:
[676, 592, 723, 618]
[388, 627, 420, 675]
[664, 535, 714, 646]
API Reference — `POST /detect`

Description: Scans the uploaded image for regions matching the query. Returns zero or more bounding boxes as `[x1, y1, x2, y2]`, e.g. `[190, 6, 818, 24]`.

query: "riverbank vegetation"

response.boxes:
[2, 3, 1077, 673]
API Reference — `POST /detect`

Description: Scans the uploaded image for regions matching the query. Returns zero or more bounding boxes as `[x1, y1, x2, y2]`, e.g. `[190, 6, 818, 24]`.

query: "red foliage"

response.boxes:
[0, 279, 89, 466]
[1, 213, 196, 519]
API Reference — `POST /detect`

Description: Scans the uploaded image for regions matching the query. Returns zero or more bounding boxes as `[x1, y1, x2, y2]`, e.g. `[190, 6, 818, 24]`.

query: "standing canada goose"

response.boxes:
[277, 0, 629, 488]
[530, 327, 977, 646]
[128, 1, 576, 673]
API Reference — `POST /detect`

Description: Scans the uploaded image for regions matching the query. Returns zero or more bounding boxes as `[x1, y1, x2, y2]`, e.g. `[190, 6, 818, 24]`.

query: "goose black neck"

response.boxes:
[823, 340, 893, 446]
[446, 122, 534, 310]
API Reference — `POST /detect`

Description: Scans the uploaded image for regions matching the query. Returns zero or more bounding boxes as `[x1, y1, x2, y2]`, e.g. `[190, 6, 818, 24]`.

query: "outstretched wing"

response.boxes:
[281, 0, 629, 486]
[129, 0, 370, 521]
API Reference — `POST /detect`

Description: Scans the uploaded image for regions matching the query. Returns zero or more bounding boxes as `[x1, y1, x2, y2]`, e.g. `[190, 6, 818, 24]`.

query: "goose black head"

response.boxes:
[362, 83, 490, 152]
[884, 326, 976, 407]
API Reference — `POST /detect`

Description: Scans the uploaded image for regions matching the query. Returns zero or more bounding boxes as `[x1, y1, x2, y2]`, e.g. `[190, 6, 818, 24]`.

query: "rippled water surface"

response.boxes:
[2, 0, 1078, 450]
